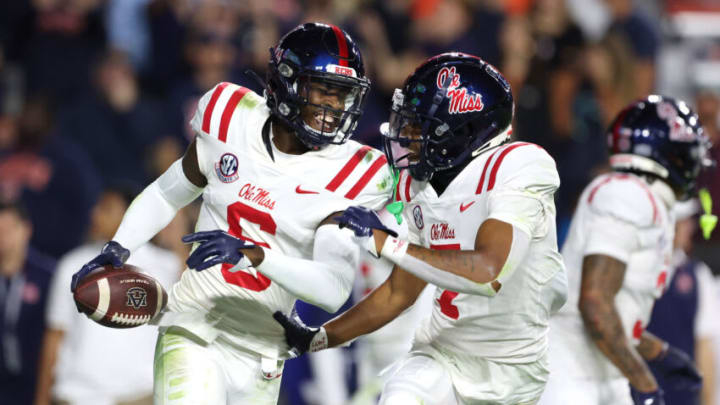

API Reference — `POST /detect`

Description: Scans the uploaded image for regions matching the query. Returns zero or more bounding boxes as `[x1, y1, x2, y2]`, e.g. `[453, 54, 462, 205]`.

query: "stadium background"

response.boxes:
[0, 0, 719, 404]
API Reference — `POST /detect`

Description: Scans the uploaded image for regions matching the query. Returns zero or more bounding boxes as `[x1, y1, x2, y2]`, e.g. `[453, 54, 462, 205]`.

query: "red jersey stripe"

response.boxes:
[330, 25, 349, 67]
[202, 82, 229, 134]
[326, 146, 371, 192]
[403, 172, 412, 202]
[395, 171, 403, 201]
[345, 155, 388, 199]
[430, 243, 461, 250]
[218, 87, 249, 143]
[486, 143, 531, 192]
[476, 148, 502, 194]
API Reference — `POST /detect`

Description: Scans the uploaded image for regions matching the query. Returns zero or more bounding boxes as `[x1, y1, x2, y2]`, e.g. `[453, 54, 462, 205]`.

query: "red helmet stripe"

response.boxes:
[326, 146, 371, 191]
[611, 107, 631, 154]
[218, 87, 250, 143]
[202, 82, 229, 134]
[345, 154, 388, 199]
[330, 25, 349, 67]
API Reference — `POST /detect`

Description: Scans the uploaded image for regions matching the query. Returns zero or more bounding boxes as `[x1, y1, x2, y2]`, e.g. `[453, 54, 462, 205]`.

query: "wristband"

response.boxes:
[309, 327, 328, 352]
[380, 236, 410, 262]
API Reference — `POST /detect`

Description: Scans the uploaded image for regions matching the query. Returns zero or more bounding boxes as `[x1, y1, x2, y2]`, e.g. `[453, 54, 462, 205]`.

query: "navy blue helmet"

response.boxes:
[607, 95, 713, 199]
[382, 53, 514, 181]
[266, 23, 370, 149]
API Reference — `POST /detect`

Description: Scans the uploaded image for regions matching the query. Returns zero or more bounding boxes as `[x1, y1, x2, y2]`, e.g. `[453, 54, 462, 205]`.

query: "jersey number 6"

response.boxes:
[222, 201, 277, 292]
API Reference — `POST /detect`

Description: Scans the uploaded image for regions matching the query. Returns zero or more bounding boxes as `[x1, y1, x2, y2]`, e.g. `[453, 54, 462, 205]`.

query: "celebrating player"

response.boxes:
[538, 96, 713, 405]
[71, 23, 394, 404]
[274, 52, 569, 404]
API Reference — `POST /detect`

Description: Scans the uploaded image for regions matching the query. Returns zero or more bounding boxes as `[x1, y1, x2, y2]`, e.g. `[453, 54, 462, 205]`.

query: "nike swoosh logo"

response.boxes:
[459, 201, 475, 212]
[295, 185, 319, 194]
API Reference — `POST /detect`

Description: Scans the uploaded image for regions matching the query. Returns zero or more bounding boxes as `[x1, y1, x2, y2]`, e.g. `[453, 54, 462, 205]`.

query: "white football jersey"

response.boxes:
[158, 82, 394, 358]
[402, 141, 567, 364]
[550, 172, 675, 379]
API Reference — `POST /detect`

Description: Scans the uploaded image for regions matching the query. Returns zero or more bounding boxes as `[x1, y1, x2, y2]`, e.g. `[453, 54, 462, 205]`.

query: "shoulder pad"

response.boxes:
[476, 142, 559, 196]
[586, 174, 660, 228]
[190, 82, 264, 143]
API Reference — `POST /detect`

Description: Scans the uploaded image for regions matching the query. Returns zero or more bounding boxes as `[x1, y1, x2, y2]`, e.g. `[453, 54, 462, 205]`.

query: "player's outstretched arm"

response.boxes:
[337, 207, 530, 297]
[579, 254, 660, 394]
[274, 265, 427, 356]
[183, 213, 362, 313]
[71, 140, 205, 291]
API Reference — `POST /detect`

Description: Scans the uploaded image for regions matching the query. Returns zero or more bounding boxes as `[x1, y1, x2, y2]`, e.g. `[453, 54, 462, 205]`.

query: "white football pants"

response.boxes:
[153, 327, 283, 405]
[379, 346, 547, 405]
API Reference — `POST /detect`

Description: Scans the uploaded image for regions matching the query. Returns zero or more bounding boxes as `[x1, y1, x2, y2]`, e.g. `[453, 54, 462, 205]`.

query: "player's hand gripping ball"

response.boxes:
[73, 265, 167, 328]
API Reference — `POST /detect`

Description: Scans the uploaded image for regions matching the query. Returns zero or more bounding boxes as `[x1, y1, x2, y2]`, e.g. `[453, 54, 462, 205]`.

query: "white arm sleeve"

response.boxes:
[381, 225, 531, 297]
[256, 225, 358, 312]
[113, 159, 203, 252]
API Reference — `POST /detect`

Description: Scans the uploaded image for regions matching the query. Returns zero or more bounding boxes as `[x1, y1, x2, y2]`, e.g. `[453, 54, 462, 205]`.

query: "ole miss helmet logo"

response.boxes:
[436, 66, 484, 115]
[215, 153, 239, 183]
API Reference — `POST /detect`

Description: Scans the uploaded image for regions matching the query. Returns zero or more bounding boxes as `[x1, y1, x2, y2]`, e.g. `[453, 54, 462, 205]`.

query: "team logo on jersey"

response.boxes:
[436, 66, 484, 114]
[215, 153, 239, 183]
[430, 223, 456, 240]
[126, 287, 148, 310]
[413, 205, 424, 229]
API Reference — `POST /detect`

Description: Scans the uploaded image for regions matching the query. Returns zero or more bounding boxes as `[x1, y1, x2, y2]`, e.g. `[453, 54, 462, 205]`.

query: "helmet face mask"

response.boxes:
[607, 96, 714, 200]
[266, 23, 370, 149]
[382, 53, 514, 181]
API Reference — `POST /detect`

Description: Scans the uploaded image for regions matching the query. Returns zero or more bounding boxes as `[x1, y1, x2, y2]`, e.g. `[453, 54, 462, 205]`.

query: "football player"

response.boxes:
[537, 96, 713, 405]
[70, 23, 394, 405]
[274, 53, 569, 404]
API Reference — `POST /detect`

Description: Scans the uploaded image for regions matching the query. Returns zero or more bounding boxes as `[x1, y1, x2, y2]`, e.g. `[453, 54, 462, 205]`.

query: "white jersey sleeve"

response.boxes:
[584, 176, 664, 263]
[486, 144, 560, 239]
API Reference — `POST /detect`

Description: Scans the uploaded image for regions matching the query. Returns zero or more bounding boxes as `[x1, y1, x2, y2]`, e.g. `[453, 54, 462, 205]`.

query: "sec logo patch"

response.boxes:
[215, 153, 239, 183]
[413, 205, 424, 229]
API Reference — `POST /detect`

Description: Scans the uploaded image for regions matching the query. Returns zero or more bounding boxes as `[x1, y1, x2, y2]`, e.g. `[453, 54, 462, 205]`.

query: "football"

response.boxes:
[73, 265, 167, 329]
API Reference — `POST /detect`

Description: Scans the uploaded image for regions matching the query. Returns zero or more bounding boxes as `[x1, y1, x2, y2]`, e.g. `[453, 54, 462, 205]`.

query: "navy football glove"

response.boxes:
[71, 241, 130, 292]
[649, 345, 702, 392]
[631, 388, 664, 405]
[335, 206, 399, 238]
[182, 230, 255, 271]
[273, 311, 328, 358]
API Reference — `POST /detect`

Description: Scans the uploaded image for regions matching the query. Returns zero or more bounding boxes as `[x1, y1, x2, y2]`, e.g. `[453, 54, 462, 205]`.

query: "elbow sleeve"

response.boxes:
[113, 159, 203, 252]
[256, 225, 357, 312]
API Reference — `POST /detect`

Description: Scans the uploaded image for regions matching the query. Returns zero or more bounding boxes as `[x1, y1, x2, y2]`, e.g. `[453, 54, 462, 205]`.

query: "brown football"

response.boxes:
[73, 265, 167, 328]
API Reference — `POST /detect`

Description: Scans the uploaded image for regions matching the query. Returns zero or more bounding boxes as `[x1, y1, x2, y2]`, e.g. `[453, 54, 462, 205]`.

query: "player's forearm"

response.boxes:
[378, 224, 528, 297]
[637, 331, 667, 361]
[114, 160, 202, 252]
[324, 281, 413, 347]
[250, 225, 357, 312]
[580, 297, 658, 391]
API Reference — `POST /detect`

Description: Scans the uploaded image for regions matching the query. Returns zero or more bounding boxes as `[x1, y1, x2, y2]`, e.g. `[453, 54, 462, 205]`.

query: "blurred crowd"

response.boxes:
[0, 0, 719, 404]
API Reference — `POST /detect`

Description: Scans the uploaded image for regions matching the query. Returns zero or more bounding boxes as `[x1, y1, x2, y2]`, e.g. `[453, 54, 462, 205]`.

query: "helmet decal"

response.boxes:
[436, 66, 484, 114]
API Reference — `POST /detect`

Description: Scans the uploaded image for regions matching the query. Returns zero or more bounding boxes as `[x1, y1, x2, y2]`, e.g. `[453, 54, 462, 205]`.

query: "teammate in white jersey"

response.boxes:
[538, 96, 713, 405]
[70, 23, 395, 405]
[274, 52, 568, 404]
